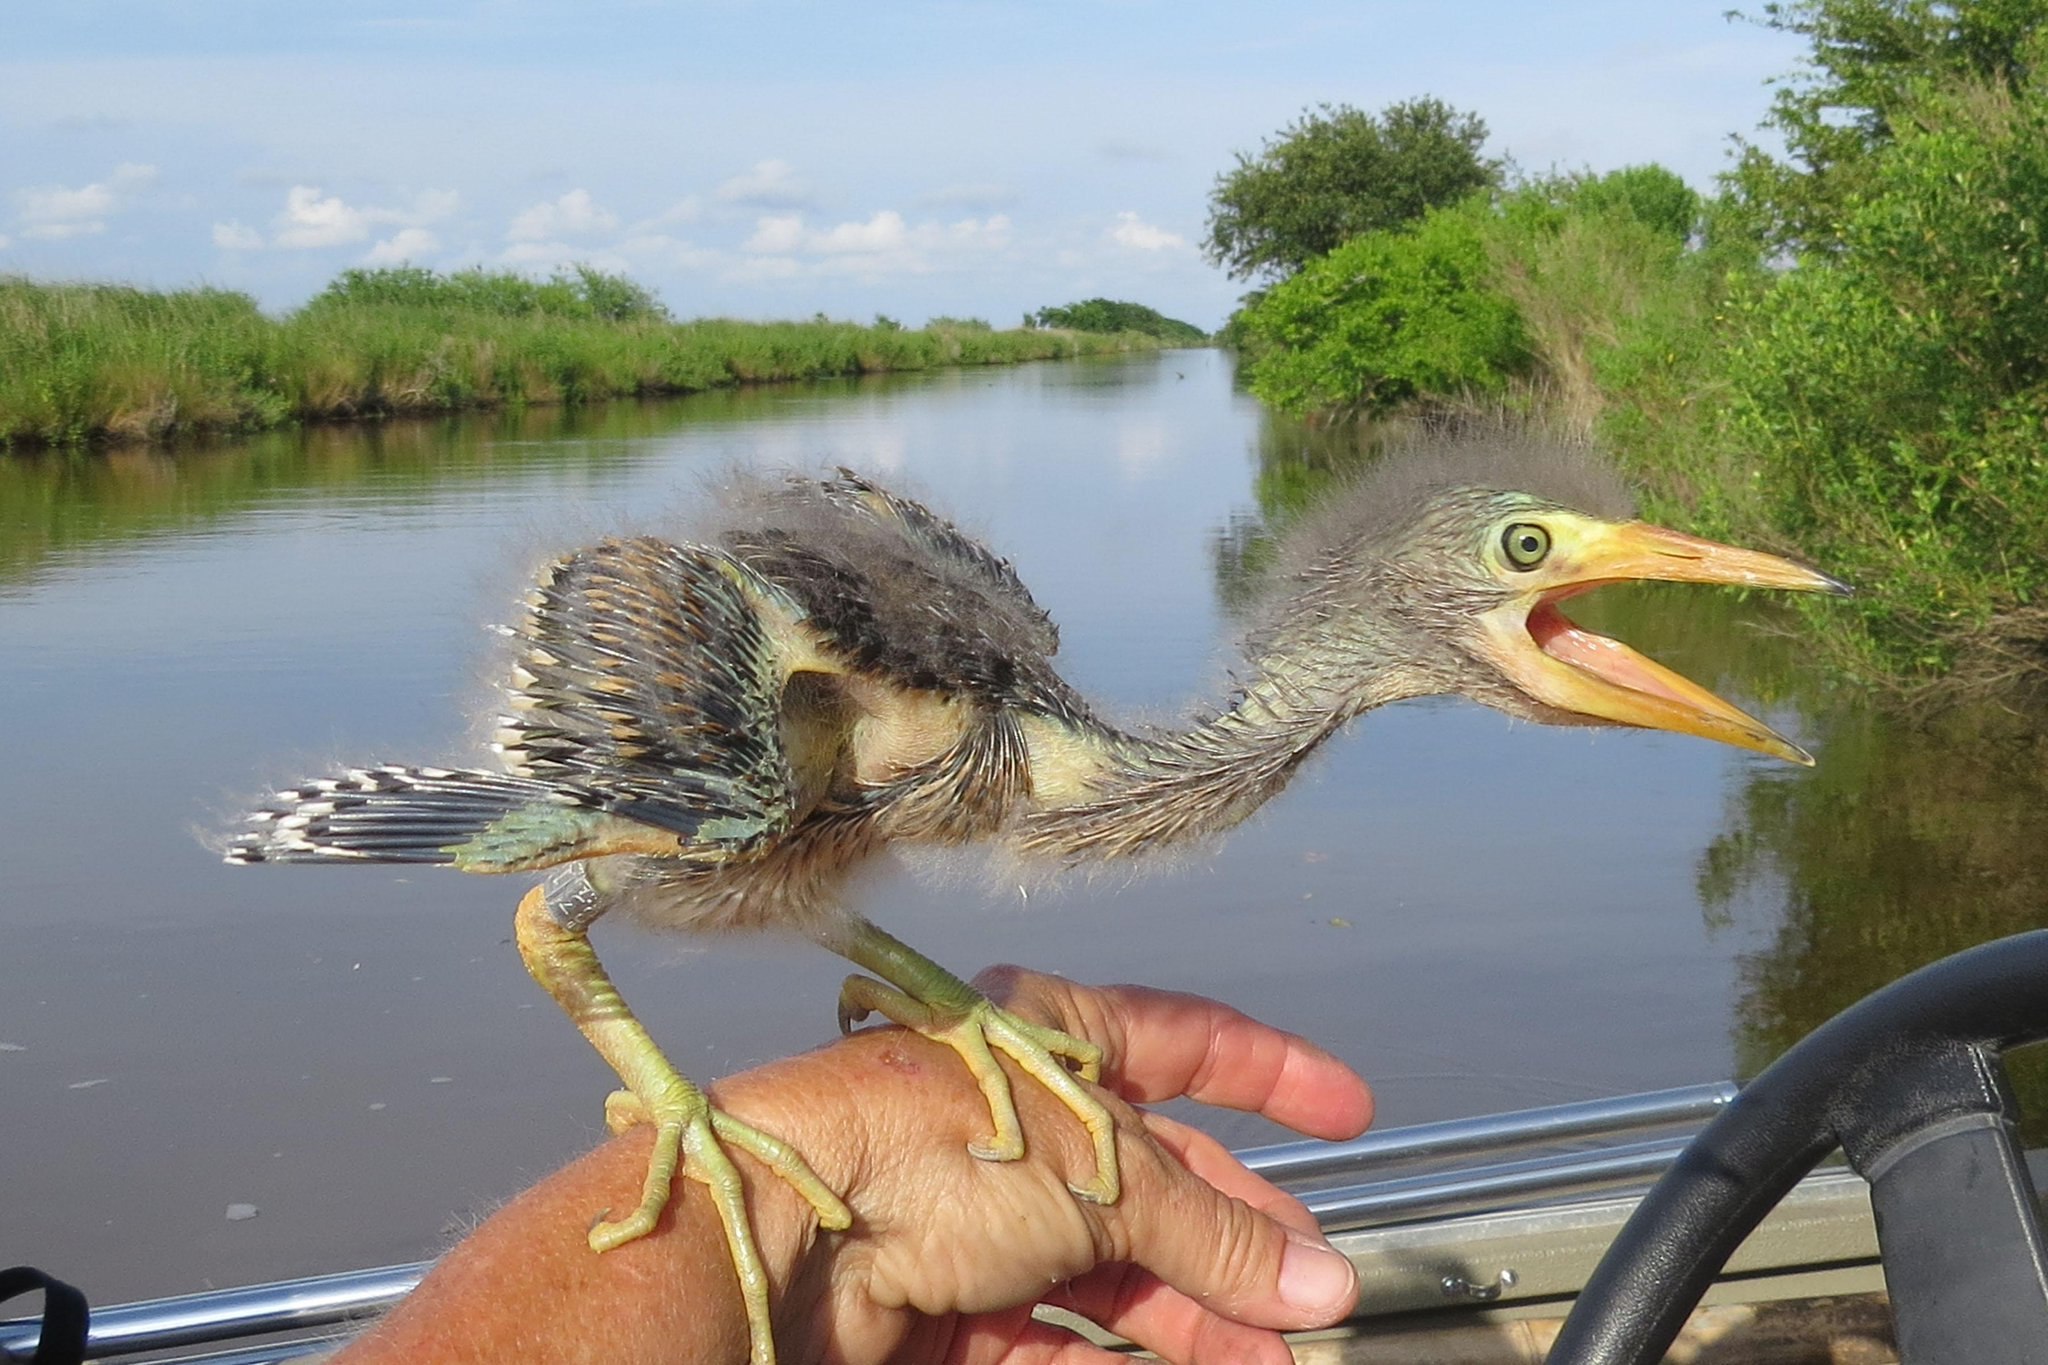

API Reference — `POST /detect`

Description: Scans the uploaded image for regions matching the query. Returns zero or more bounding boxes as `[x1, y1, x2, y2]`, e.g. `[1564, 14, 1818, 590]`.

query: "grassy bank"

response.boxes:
[0, 271, 1166, 448]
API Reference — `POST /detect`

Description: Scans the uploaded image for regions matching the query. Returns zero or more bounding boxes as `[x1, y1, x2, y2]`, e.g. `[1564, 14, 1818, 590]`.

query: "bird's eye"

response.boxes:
[1501, 522, 1551, 570]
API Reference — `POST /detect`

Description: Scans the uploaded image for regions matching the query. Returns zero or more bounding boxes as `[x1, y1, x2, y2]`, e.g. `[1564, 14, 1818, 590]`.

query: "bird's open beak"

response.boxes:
[1481, 521, 1849, 766]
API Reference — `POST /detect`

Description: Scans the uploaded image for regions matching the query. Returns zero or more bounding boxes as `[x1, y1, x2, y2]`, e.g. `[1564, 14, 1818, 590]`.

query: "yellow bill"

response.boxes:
[1480, 519, 1849, 765]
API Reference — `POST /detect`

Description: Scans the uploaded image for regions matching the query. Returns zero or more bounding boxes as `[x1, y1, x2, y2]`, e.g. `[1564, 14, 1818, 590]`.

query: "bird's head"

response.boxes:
[1266, 441, 1848, 765]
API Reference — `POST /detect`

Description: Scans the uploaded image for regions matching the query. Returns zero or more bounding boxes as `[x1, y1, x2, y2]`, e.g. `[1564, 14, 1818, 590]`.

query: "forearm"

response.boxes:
[333, 1078, 841, 1365]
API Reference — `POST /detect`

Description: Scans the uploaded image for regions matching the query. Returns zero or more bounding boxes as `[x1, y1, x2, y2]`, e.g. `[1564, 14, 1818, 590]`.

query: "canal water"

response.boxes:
[6, 348, 2048, 1301]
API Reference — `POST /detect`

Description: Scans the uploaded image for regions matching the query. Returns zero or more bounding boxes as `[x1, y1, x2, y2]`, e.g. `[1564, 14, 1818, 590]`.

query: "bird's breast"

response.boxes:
[837, 676, 976, 788]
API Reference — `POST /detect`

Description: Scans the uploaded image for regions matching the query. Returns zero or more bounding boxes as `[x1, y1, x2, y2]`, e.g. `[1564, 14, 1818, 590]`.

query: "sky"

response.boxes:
[0, 2, 1808, 331]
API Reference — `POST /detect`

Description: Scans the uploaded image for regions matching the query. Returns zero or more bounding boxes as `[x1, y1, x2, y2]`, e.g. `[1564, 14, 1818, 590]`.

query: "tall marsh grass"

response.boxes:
[0, 273, 1163, 448]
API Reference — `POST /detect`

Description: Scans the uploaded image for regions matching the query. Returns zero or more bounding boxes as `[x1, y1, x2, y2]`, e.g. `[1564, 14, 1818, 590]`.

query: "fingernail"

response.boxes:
[1278, 1227, 1355, 1313]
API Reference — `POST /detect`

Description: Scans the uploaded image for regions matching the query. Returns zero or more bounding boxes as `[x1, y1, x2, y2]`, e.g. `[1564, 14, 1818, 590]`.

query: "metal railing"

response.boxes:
[0, 1081, 1738, 1364]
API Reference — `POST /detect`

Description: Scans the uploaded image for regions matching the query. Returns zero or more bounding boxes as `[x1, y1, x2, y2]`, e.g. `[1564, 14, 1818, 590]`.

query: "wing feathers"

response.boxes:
[494, 538, 796, 853]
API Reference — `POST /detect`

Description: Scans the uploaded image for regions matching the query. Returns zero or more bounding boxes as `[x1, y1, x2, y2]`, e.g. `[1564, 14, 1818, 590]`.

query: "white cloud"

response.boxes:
[715, 159, 812, 209]
[743, 214, 805, 254]
[273, 187, 366, 247]
[723, 253, 803, 283]
[736, 210, 1011, 281]
[21, 184, 116, 224]
[507, 188, 618, 242]
[22, 220, 105, 241]
[1108, 211, 1185, 252]
[745, 211, 1009, 257]
[810, 210, 910, 255]
[499, 229, 718, 281]
[0, 233, 11, 251]
[14, 162, 156, 238]
[213, 220, 263, 250]
[640, 196, 701, 227]
[498, 239, 580, 268]
[364, 227, 440, 264]
[270, 185, 458, 250]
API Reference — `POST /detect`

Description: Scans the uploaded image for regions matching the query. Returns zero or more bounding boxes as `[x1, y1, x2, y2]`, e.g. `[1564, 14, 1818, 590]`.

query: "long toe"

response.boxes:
[956, 1001, 1123, 1205]
[594, 1086, 845, 1365]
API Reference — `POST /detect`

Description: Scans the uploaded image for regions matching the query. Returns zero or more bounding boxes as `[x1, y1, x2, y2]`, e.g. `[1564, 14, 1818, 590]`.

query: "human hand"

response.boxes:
[334, 968, 1371, 1365]
[728, 966, 1373, 1365]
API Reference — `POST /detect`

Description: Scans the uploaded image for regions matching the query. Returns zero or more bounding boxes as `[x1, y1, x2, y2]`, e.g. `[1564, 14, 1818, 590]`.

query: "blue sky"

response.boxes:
[1, 2, 1806, 330]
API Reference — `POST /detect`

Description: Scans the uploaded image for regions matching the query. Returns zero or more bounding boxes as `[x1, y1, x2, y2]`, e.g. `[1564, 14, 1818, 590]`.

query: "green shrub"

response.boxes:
[1235, 196, 1527, 415]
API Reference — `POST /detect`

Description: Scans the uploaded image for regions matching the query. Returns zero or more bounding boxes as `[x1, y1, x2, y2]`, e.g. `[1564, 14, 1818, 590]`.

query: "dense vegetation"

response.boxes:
[1233, 165, 1701, 421]
[0, 268, 1168, 448]
[1029, 298, 1208, 344]
[1224, 0, 2048, 694]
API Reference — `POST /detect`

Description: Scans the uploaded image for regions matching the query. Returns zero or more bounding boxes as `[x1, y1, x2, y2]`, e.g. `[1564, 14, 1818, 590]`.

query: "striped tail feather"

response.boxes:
[226, 765, 572, 867]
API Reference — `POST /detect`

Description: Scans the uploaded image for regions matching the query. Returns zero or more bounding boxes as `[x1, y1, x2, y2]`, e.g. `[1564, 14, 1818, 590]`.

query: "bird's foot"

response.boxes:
[597, 1076, 851, 1365]
[514, 884, 849, 1362]
[839, 974, 1118, 1204]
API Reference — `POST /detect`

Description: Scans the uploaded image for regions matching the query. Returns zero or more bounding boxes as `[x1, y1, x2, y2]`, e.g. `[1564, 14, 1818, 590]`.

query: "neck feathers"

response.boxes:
[1012, 628, 1413, 863]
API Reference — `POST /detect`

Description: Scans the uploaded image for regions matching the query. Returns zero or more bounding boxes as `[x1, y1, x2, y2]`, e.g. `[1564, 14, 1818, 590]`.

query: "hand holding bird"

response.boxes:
[328, 968, 1374, 1365]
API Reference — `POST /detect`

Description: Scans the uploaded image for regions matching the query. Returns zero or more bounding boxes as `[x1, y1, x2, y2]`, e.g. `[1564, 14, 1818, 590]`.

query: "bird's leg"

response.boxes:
[514, 885, 850, 1365]
[823, 916, 1119, 1205]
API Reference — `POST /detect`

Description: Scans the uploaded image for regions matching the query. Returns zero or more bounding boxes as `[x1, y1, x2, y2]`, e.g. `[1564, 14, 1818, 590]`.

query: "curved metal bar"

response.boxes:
[1305, 1136, 1696, 1230]
[0, 1263, 422, 1362]
[1240, 1082, 1735, 1183]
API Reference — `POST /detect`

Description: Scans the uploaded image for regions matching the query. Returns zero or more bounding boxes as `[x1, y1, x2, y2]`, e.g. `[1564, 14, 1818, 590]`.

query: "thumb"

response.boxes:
[1111, 1144, 1358, 1332]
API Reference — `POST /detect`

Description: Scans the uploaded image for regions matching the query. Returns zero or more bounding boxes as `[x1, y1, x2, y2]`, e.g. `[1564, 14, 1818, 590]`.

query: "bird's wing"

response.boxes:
[724, 470, 1098, 724]
[811, 469, 1060, 656]
[493, 536, 805, 852]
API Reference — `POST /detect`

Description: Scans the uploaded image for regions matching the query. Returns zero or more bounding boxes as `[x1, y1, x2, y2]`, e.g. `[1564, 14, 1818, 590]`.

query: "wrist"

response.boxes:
[707, 1048, 870, 1303]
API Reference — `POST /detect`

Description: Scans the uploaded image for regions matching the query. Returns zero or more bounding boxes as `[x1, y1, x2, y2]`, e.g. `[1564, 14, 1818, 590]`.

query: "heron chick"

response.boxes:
[228, 440, 1844, 1365]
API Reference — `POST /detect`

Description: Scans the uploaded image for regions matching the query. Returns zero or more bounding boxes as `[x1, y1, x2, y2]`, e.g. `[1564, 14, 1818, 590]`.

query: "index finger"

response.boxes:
[976, 968, 1372, 1142]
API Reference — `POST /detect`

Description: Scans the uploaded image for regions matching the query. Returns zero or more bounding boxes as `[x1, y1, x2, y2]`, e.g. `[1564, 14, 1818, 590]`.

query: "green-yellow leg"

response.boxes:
[515, 886, 851, 1365]
[822, 916, 1120, 1205]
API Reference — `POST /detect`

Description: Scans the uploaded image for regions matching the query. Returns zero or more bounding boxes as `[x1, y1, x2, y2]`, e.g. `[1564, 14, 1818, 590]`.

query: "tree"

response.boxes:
[1727, 0, 2045, 251]
[1203, 98, 1501, 282]
[1032, 299, 1208, 344]
[1565, 164, 1700, 243]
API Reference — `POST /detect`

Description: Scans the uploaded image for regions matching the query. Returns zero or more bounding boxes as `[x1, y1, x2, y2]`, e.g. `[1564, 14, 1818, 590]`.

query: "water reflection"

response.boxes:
[0, 381, 947, 591]
[1702, 704, 2048, 1108]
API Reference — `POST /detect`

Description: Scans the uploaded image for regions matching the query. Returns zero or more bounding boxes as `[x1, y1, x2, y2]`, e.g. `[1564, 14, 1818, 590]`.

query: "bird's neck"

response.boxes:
[1015, 629, 1419, 863]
